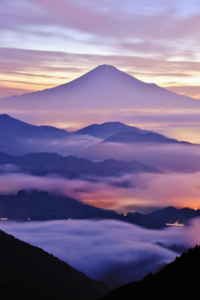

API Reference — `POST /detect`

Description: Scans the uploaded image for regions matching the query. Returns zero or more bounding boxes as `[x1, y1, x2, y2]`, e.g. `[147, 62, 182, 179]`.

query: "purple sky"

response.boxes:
[1, 0, 200, 99]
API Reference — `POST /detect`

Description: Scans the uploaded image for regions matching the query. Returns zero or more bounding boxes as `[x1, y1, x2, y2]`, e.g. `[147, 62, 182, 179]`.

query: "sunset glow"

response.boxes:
[166, 222, 184, 227]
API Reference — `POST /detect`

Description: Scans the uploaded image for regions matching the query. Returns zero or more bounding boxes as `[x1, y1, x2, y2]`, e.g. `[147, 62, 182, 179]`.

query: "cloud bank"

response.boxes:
[0, 168, 200, 213]
[0, 219, 199, 287]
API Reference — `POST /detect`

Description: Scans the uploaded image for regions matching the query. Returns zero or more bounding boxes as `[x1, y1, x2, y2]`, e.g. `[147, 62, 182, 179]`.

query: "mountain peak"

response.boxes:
[69, 64, 142, 88]
[94, 64, 131, 74]
[86, 64, 125, 78]
[1, 114, 11, 118]
[74, 121, 147, 138]
[96, 64, 117, 70]
[2, 64, 200, 124]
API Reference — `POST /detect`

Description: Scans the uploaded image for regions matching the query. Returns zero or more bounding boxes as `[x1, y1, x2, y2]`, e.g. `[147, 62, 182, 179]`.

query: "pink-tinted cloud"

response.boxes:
[0, 169, 200, 213]
[166, 85, 200, 99]
[2, 0, 200, 41]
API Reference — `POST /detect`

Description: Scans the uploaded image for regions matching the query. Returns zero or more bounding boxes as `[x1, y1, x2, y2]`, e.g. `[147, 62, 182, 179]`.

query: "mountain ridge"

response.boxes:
[101, 245, 200, 300]
[0, 190, 166, 229]
[0, 150, 160, 177]
[102, 131, 193, 145]
[0, 114, 69, 139]
[1, 190, 200, 227]
[73, 121, 148, 138]
[0, 229, 108, 300]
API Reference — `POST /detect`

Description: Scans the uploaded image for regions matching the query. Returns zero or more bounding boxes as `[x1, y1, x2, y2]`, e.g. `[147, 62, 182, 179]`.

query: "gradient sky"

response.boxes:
[1, 0, 200, 99]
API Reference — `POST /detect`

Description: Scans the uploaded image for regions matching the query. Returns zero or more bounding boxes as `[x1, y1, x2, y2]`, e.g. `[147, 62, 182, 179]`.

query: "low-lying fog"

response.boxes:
[0, 219, 200, 287]
[0, 171, 200, 212]
[20, 135, 101, 156]
[14, 135, 200, 173]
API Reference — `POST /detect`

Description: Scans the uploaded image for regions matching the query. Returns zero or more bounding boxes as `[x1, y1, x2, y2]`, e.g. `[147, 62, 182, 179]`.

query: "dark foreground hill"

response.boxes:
[0, 151, 159, 177]
[0, 191, 165, 229]
[0, 230, 108, 300]
[101, 245, 200, 300]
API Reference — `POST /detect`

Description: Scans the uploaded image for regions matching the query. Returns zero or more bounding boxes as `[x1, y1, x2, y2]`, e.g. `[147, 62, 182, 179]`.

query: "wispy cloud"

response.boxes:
[0, 166, 200, 213]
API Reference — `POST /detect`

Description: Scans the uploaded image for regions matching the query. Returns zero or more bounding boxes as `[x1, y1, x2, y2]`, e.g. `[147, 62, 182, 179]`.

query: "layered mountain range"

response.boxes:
[0, 151, 159, 177]
[0, 190, 199, 229]
[1, 66, 200, 300]
[0, 190, 165, 229]
[0, 114, 195, 156]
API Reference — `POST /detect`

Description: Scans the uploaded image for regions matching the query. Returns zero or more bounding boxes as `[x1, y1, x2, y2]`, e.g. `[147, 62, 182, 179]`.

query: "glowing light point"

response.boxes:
[166, 221, 184, 227]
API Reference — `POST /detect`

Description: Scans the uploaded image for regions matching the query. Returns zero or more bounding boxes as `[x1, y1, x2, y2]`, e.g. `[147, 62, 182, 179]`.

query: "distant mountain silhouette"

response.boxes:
[0, 190, 165, 229]
[0, 114, 68, 139]
[1, 190, 198, 228]
[101, 245, 200, 300]
[73, 122, 147, 138]
[148, 206, 200, 224]
[0, 115, 149, 140]
[0, 114, 195, 159]
[0, 229, 108, 300]
[103, 131, 192, 145]
[0, 190, 102, 221]
[77, 134, 200, 173]
[0, 151, 160, 177]
[1, 65, 200, 122]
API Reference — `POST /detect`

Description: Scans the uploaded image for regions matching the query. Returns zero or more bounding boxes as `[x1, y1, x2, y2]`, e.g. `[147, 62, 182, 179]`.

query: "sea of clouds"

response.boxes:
[1, 219, 200, 287]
